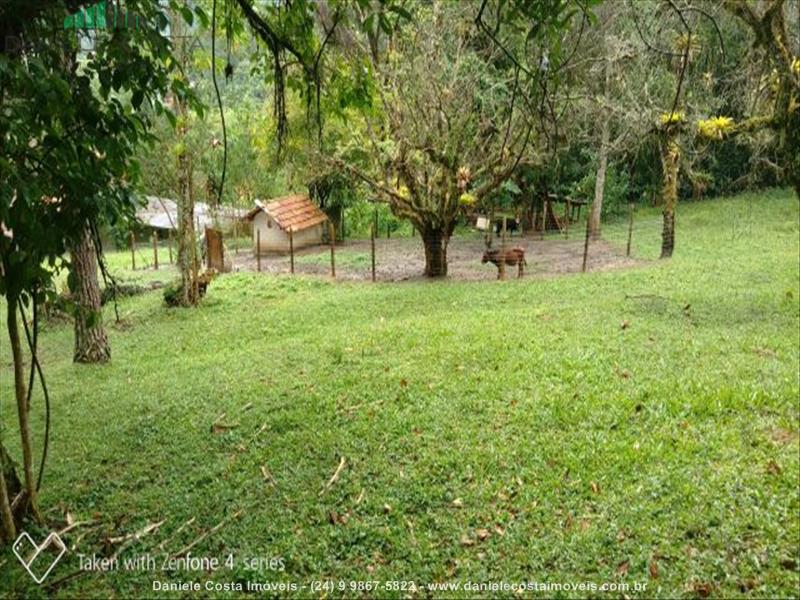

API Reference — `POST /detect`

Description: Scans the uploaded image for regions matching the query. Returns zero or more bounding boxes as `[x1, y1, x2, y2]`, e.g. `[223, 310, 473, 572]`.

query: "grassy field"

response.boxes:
[1, 189, 798, 598]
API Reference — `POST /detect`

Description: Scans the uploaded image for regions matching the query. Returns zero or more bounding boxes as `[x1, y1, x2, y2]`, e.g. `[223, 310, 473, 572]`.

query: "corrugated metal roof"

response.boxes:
[136, 196, 244, 230]
[247, 194, 327, 232]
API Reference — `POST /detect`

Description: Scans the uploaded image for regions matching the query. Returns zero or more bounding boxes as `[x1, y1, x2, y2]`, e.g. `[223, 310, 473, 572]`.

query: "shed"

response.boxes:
[136, 196, 243, 232]
[245, 194, 328, 253]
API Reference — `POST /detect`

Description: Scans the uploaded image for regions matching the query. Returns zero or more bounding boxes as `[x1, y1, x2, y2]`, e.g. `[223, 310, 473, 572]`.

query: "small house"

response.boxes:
[246, 194, 328, 253]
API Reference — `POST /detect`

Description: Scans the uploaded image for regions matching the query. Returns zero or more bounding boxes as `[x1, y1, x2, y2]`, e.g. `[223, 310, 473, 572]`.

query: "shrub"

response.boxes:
[569, 165, 631, 218]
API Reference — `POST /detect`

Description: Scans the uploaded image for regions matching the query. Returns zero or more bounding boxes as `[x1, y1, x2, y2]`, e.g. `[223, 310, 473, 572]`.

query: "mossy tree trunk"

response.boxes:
[589, 57, 612, 241]
[174, 10, 199, 307]
[70, 224, 110, 363]
[660, 131, 680, 259]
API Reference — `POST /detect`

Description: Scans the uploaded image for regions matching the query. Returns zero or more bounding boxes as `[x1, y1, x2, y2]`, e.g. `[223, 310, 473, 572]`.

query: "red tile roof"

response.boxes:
[246, 194, 328, 232]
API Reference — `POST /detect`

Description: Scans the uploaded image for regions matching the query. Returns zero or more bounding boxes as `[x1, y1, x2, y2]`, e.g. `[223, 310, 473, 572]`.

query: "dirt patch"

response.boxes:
[229, 234, 644, 282]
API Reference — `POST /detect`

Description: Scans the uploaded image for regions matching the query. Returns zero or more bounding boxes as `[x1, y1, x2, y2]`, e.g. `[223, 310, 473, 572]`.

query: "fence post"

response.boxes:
[130, 231, 136, 270]
[499, 216, 507, 280]
[540, 202, 546, 240]
[564, 199, 571, 239]
[234, 219, 239, 255]
[387, 222, 391, 239]
[152, 233, 159, 270]
[168, 229, 173, 264]
[371, 219, 376, 282]
[329, 221, 336, 278]
[289, 227, 295, 274]
[582, 205, 591, 273]
[256, 229, 261, 272]
[626, 202, 634, 257]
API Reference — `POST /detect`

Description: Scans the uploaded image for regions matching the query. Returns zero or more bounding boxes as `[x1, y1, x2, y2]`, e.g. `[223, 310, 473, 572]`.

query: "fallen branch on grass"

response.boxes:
[157, 517, 196, 551]
[211, 421, 240, 433]
[170, 510, 243, 559]
[108, 520, 166, 561]
[57, 519, 98, 537]
[107, 520, 166, 545]
[248, 423, 268, 444]
[261, 465, 277, 486]
[211, 412, 239, 433]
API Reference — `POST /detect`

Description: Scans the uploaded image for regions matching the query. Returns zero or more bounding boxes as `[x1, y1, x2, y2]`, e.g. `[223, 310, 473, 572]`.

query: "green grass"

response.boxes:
[1, 189, 798, 598]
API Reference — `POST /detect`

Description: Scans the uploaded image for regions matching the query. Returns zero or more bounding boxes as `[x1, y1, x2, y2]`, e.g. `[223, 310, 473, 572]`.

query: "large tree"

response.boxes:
[0, 0, 194, 541]
[634, 0, 799, 257]
[353, 6, 532, 276]
[722, 0, 799, 198]
[335, 1, 586, 276]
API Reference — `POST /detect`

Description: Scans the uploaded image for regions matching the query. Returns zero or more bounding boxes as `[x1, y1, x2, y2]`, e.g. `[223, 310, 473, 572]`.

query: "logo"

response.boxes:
[12, 531, 67, 584]
[63, 1, 141, 31]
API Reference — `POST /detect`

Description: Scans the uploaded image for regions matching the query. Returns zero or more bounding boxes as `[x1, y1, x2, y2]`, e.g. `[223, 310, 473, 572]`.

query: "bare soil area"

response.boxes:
[230, 234, 643, 282]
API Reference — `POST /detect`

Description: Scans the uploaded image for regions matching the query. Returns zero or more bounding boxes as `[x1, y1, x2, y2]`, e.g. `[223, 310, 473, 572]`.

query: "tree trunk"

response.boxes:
[421, 225, 449, 277]
[660, 134, 680, 258]
[174, 10, 199, 307]
[6, 299, 40, 523]
[177, 152, 198, 306]
[589, 59, 612, 241]
[0, 442, 18, 542]
[70, 224, 109, 363]
[589, 118, 610, 240]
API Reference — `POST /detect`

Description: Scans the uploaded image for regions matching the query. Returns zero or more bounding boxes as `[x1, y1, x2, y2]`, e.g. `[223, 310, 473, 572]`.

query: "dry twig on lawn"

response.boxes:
[320, 456, 347, 496]
[261, 465, 277, 486]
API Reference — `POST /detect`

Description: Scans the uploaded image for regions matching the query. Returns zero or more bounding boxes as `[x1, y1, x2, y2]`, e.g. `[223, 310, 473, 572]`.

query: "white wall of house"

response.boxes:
[252, 211, 324, 252]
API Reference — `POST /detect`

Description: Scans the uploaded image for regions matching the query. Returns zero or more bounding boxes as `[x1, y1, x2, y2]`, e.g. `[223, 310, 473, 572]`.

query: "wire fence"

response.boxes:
[121, 198, 793, 282]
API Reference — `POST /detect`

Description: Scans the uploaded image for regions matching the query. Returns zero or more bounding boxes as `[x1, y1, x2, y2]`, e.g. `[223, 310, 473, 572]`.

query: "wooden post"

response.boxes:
[234, 219, 239, 255]
[626, 202, 634, 257]
[328, 221, 336, 278]
[499, 216, 507, 280]
[256, 229, 261, 272]
[564, 199, 570, 239]
[289, 227, 295, 274]
[168, 229, 173, 264]
[152, 233, 159, 270]
[487, 207, 495, 248]
[130, 231, 136, 270]
[387, 222, 391, 239]
[582, 205, 591, 273]
[540, 201, 546, 240]
[370, 219, 376, 282]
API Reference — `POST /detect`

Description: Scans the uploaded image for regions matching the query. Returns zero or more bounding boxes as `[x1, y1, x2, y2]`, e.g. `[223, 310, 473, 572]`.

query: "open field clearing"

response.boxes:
[1, 189, 798, 598]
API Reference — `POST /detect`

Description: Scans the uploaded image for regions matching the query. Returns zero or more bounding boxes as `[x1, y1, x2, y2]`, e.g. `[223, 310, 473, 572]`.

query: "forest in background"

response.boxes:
[130, 0, 798, 243]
